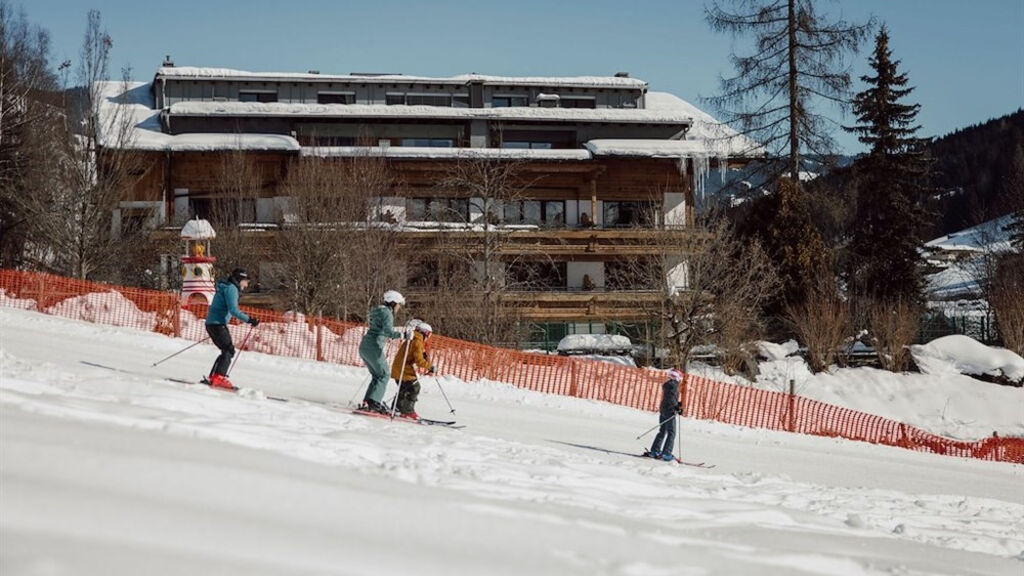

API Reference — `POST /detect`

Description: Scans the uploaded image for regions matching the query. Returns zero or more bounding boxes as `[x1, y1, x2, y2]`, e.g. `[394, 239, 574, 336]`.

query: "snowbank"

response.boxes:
[44, 291, 157, 332]
[688, 335, 1024, 440]
[557, 334, 632, 354]
[0, 289, 36, 310]
[911, 335, 1024, 383]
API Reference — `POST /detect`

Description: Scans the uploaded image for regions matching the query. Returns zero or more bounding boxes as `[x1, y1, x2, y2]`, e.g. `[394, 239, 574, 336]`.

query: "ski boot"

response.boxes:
[661, 452, 675, 462]
[209, 373, 236, 390]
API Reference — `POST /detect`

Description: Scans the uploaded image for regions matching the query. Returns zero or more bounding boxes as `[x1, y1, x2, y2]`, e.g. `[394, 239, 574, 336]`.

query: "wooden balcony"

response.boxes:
[151, 224, 706, 258]
[406, 289, 664, 322]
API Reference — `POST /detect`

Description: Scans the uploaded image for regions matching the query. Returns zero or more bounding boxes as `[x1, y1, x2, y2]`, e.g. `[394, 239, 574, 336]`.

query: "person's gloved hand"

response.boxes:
[428, 365, 436, 375]
[404, 329, 414, 340]
[249, 317, 260, 327]
[674, 402, 683, 415]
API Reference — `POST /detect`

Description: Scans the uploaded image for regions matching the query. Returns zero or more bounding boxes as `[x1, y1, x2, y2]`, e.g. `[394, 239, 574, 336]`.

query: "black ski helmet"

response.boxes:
[230, 267, 249, 282]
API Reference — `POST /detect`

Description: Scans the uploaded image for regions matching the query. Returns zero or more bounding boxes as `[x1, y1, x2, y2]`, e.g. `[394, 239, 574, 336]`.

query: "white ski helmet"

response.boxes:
[383, 290, 405, 306]
[415, 322, 432, 335]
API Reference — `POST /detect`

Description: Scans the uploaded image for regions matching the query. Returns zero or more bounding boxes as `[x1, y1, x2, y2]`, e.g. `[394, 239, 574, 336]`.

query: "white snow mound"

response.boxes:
[911, 335, 1024, 383]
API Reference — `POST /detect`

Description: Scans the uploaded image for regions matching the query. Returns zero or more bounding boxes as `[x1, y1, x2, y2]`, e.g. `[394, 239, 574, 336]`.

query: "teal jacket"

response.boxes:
[205, 279, 251, 326]
[361, 305, 402, 350]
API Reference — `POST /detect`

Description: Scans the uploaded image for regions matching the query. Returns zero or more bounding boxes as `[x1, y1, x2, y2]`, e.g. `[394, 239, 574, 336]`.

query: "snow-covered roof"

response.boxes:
[95, 81, 300, 152]
[168, 101, 693, 126]
[585, 139, 714, 158]
[645, 91, 765, 157]
[95, 81, 754, 168]
[925, 214, 1016, 254]
[156, 66, 649, 89]
[301, 146, 591, 161]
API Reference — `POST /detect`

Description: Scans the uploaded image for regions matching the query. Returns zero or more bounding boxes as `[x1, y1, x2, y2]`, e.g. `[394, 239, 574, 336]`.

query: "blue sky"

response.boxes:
[26, 0, 1024, 154]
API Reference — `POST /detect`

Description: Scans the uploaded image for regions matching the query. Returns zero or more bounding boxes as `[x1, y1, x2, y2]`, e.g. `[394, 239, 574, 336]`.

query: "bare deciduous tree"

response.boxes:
[276, 151, 404, 321]
[0, 2, 61, 267]
[16, 10, 149, 282]
[786, 265, 850, 372]
[990, 253, 1024, 356]
[415, 155, 542, 346]
[705, 0, 873, 181]
[627, 214, 780, 370]
[208, 149, 264, 283]
[866, 298, 920, 372]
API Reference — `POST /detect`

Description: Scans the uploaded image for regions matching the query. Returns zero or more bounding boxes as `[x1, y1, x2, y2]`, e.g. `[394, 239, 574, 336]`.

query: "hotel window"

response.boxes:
[401, 138, 454, 147]
[603, 201, 657, 228]
[406, 198, 469, 222]
[507, 261, 567, 290]
[307, 135, 357, 146]
[239, 91, 278, 103]
[317, 92, 355, 104]
[501, 141, 553, 150]
[492, 95, 528, 108]
[452, 94, 470, 108]
[560, 97, 596, 109]
[385, 93, 406, 105]
[504, 200, 564, 226]
[406, 94, 453, 107]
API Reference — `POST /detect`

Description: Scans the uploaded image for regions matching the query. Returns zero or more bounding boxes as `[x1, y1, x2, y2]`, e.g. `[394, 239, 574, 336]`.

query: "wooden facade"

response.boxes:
[102, 67, 744, 337]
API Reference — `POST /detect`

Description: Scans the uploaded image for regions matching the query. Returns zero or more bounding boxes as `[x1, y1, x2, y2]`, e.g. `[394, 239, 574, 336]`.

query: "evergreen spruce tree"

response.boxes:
[845, 25, 931, 302]
[738, 177, 828, 319]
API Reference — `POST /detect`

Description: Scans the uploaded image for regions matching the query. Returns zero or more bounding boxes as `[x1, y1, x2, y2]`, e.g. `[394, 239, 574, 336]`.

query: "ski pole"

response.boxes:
[433, 375, 456, 414]
[151, 336, 211, 367]
[676, 412, 682, 459]
[348, 373, 371, 407]
[635, 413, 676, 440]
[389, 324, 415, 419]
[227, 325, 255, 377]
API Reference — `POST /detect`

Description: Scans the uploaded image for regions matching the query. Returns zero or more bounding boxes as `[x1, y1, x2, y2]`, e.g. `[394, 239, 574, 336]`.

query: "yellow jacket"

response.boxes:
[391, 331, 432, 381]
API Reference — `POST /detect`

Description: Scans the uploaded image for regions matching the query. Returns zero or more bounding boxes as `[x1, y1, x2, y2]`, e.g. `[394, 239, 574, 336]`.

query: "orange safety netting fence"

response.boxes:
[1, 269, 1021, 464]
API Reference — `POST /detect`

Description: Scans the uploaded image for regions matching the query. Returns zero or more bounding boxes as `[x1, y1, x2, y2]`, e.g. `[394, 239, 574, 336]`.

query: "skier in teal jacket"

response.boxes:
[205, 268, 259, 390]
[358, 290, 408, 413]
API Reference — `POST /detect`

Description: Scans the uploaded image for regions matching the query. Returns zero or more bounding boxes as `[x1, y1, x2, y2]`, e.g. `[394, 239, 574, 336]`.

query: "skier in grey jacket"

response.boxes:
[649, 369, 684, 461]
[358, 290, 408, 413]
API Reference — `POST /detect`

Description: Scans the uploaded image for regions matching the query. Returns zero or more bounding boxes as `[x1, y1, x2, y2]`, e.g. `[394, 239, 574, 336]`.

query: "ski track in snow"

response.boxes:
[2, 307, 1024, 575]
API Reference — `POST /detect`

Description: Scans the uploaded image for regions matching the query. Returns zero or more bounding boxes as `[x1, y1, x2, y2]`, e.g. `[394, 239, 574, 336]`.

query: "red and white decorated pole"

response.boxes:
[179, 219, 217, 305]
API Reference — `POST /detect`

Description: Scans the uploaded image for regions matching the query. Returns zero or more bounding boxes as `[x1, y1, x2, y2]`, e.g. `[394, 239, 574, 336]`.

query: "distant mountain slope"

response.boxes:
[928, 109, 1024, 236]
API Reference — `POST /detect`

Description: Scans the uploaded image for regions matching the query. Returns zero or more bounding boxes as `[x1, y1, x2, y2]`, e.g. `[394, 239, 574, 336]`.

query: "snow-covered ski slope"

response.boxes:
[2, 307, 1022, 575]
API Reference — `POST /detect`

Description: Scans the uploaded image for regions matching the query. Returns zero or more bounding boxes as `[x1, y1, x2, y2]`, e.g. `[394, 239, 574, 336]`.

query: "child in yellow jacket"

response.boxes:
[390, 321, 435, 419]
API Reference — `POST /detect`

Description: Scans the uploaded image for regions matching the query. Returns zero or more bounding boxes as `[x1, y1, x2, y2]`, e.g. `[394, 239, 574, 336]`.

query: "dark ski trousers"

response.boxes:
[206, 324, 235, 377]
[396, 379, 421, 414]
[650, 413, 676, 455]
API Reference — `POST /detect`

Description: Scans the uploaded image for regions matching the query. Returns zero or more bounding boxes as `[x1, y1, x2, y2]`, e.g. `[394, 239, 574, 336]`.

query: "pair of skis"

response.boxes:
[350, 406, 463, 429]
[194, 376, 462, 428]
[195, 376, 288, 402]
[638, 450, 715, 469]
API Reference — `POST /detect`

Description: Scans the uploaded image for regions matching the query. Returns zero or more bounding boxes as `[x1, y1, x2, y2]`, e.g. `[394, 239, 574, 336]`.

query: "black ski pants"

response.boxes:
[396, 379, 421, 414]
[206, 324, 235, 377]
[650, 412, 676, 455]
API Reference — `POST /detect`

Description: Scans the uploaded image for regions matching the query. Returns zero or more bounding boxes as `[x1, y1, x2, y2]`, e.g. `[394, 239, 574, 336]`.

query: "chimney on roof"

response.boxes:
[163, 55, 175, 67]
[308, 70, 320, 74]
[614, 71, 629, 78]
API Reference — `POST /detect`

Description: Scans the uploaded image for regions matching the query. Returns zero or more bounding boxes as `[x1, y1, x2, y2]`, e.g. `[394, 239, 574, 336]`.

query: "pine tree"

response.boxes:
[844, 25, 931, 302]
